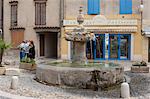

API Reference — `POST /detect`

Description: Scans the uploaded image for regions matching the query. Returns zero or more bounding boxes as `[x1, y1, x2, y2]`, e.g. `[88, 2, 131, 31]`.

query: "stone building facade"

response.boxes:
[3, 0, 61, 58]
[2, 0, 150, 62]
[61, 0, 149, 62]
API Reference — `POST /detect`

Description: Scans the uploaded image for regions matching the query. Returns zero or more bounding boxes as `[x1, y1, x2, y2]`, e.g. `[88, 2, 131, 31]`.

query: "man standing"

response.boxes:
[18, 40, 26, 61]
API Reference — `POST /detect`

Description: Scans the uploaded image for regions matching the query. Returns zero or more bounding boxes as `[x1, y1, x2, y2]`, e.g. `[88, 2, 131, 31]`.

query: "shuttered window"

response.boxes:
[10, 4, 18, 27]
[35, 2, 46, 25]
[120, 0, 132, 14]
[88, 0, 100, 15]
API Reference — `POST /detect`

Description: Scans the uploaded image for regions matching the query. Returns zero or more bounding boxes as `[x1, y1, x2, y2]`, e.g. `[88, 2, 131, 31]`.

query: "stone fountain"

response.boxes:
[35, 7, 124, 91]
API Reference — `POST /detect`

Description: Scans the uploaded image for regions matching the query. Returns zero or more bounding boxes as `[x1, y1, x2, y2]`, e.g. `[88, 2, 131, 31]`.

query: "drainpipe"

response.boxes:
[1, 0, 4, 39]
[60, 0, 64, 27]
[58, 0, 64, 59]
[57, 0, 64, 58]
[140, 0, 144, 35]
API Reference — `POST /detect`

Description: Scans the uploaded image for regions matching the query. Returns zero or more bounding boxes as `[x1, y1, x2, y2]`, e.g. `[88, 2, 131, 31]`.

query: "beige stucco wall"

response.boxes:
[4, 0, 60, 57]
[142, 0, 150, 62]
[65, 0, 140, 19]
[61, 27, 68, 59]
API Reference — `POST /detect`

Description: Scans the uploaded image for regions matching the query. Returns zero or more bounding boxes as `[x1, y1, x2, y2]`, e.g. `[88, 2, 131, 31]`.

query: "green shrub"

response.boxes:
[132, 60, 147, 66]
[21, 55, 35, 64]
[0, 38, 11, 67]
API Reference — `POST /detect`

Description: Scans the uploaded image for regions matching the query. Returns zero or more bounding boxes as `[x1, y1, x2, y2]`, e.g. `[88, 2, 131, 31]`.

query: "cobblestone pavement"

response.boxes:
[0, 90, 35, 99]
[0, 51, 149, 99]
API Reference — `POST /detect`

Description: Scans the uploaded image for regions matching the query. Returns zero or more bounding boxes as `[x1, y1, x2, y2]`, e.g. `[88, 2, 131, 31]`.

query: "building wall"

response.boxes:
[62, 0, 146, 61]
[4, 0, 60, 57]
[142, 0, 150, 62]
[65, 0, 140, 19]
[143, 0, 150, 28]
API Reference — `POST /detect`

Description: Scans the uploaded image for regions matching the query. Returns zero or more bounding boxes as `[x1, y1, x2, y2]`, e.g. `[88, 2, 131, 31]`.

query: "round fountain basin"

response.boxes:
[36, 62, 124, 90]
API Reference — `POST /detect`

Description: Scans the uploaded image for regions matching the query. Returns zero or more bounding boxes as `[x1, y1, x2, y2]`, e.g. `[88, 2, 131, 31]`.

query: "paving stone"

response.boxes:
[5, 68, 20, 76]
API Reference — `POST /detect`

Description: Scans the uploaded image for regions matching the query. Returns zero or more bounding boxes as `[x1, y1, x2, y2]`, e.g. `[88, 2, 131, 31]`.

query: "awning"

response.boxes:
[144, 31, 150, 37]
[143, 27, 150, 37]
[34, 26, 60, 33]
[64, 26, 137, 33]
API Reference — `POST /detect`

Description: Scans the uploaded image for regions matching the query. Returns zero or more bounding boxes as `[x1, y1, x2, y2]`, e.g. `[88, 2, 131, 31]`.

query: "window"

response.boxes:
[10, 1, 18, 27]
[35, 0, 46, 25]
[120, 0, 132, 14]
[88, 0, 100, 15]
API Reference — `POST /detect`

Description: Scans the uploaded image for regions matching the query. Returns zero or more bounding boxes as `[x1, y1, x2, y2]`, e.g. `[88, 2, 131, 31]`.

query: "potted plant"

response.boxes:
[131, 61, 149, 73]
[0, 37, 11, 75]
[19, 56, 36, 70]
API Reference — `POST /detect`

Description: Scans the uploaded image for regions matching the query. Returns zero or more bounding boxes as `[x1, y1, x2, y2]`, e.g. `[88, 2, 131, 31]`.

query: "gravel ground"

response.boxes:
[0, 53, 149, 99]
[0, 70, 121, 99]
[0, 68, 149, 99]
[125, 72, 150, 98]
[0, 96, 11, 99]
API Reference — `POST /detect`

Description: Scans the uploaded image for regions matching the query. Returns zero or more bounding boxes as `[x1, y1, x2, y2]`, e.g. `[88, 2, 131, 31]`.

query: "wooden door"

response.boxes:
[11, 31, 24, 48]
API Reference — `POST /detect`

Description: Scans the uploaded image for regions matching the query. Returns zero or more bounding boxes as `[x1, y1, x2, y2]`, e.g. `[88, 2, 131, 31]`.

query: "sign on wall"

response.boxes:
[63, 19, 138, 26]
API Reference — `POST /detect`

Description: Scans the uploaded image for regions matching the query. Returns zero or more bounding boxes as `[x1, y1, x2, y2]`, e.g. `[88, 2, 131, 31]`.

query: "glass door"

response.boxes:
[94, 34, 105, 59]
[120, 34, 130, 60]
[109, 34, 119, 59]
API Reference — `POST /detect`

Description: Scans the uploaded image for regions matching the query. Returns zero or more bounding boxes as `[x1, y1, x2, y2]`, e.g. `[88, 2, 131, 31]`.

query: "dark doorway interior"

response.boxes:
[45, 33, 57, 58]
[39, 33, 57, 58]
[40, 34, 45, 56]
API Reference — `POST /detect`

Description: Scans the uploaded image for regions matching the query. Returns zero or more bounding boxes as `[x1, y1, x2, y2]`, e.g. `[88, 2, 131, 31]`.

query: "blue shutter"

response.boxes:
[93, 0, 100, 14]
[88, 0, 93, 14]
[120, 0, 132, 14]
[88, 0, 100, 15]
[120, 0, 126, 14]
[125, 0, 132, 14]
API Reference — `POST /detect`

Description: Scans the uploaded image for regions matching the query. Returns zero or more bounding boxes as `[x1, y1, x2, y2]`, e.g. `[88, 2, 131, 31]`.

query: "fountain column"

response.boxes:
[72, 41, 86, 63]
[65, 7, 92, 64]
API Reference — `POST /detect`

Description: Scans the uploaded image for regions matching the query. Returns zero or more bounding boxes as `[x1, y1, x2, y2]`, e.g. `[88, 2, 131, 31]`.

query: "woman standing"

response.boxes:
[28, 41, 35, 60]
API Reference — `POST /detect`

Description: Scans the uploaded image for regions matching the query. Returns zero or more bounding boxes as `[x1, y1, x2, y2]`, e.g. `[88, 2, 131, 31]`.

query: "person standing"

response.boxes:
[28, 40, 35, 60]
[18, 40, 26, 62]
[24, 40, 30, 58]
